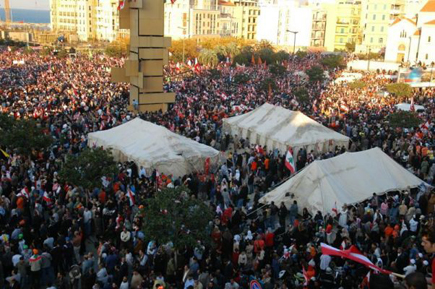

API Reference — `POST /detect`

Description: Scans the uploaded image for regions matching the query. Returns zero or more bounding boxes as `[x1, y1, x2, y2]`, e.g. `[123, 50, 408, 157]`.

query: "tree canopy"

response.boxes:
[59, 147, 118, 190]
[321, 55, 346, 70]
[0, 114, 52, 155]
[142, 186, 213, 250]
[385, 83, 412, 98]
[305, 65, 325, 83]
[348, 80, 367, 90]
[387, 111, 422, 128]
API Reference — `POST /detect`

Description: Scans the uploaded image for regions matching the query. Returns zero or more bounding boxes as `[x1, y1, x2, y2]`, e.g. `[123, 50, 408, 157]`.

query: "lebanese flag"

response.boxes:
[410, 98, 415, 112]
[420, 121, 430, 132]
[20, 187, 30, 199]
[194, 63, 201, 74]
[320, 243, 392, 275]
[332, 201, 338, 216]
[285, 147, 296, 174]
[127, 188, 135, 206]
[204, 157, 210, 175]
[340, 104, 349, 112]
[43, 191, 52, 203]
[117, 0, 125, 10]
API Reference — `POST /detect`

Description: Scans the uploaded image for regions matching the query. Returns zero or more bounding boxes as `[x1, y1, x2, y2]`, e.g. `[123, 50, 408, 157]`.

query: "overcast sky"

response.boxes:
[1, 0, 50, 10]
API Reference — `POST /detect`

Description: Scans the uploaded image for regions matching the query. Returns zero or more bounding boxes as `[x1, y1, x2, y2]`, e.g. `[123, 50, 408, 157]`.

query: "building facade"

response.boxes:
[385, 0, 435, 65]
[256, 0, 312, 48]
[50, 0, 129, 42]
[357, 0, 405, 53]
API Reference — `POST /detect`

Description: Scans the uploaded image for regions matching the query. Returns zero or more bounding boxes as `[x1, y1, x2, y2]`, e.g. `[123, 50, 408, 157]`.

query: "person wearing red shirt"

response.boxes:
[265, 229, 274, 248]
[421, 230, 435, 289]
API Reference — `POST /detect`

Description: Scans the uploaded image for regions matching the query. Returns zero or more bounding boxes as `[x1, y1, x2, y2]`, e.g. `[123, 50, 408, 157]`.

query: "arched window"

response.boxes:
[398, 44, 406, 51]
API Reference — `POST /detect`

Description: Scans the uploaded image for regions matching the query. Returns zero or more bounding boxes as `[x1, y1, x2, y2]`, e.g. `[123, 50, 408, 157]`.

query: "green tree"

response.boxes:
[257, 48, 274, 64]
[345, 42, 356, 52]
[295, 51, 308, 59]
[348, 80, 367, 90]
[386, 83, 412, 98]
[269, 64, 286, 76]
[321, 55, 346, 70]
[260, 78, 276, 92]
[0, 114, 52, 155]
[234, 73, 250, 84]
[387, 111, 422, 128]
[305, 65, 325, 82]
[142, 186, 213, 249]
[255, 40, 274, 51]
[272, 50, 290, 63]
[232, 52, 252, 66]
[209, 68, 222, 80]
[198, 49, 218, 67]
[56, 49, 69, 58]
[294, 88, 310, 104]
[59, 147, 118, 190]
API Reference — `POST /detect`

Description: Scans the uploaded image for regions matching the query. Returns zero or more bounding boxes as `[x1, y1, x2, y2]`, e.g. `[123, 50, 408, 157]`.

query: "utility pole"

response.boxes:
[4, 0, 11, 23]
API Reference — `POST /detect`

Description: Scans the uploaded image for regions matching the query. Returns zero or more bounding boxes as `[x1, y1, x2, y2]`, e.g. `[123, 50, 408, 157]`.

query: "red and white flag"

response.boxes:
[420, 121, 430, 132]
[43, 191, 52, 204]
[320, 243, 392, 275]
[19, 187, 30, 199]
[285, 147, 296, 174]
[117, 0, 125, 10]
[127, 188, 135, 206]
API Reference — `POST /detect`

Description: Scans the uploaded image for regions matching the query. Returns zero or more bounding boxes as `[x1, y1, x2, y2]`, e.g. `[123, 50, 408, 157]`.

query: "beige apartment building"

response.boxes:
[50, 0, 127, 42]
[356, 0, 405, 53]
[319, 0, 362, 51]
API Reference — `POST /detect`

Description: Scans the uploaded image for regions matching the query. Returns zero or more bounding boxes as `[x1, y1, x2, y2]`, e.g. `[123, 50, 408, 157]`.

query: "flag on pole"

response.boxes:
[410, 97, 415, 112]
[285, 147, 296, 174]
[0, 149, 10, 159]
[320, 243, 392, 275]
[127, 188, 135, 206]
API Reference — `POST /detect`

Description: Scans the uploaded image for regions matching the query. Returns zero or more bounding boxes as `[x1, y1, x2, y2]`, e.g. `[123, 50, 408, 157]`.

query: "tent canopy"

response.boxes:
[88, 118, 220, 177]
[395, 103, 425, 112]
[260, 148, 424, 214]
[223, 103, 349, 154]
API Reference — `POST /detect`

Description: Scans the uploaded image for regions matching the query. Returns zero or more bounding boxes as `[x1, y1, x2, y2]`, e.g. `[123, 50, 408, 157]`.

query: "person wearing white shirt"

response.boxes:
[320, 254, 332, 271]
[403, 259, 417, 276]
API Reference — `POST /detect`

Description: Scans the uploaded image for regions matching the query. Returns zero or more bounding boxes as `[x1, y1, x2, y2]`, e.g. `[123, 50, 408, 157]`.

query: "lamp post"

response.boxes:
[430, 61, 434, 83]
[286, 30, 299, 54]
[178, 26, 187, 63]
[367, 47, 371, 71]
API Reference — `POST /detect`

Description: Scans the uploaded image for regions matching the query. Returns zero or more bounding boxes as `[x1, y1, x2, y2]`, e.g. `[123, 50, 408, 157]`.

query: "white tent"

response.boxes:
[395, 103, 425, 112]
[260, 148, 424, 214]
[88, 118, 220, 177]
[223, 103, 350, 155]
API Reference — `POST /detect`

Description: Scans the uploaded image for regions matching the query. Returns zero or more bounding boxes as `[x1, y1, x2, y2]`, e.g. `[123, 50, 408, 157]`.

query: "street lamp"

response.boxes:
[430, 61, 434, 83]
[286, 30, 299, 54]
[367, 47, 371, 71]
[178, 26, 187, 63]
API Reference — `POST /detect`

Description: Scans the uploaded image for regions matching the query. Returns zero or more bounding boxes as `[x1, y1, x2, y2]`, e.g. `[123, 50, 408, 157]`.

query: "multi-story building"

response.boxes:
[256, 0, 312, 48]
[50, 0, 97, 41]
[233, 0, 260, 40]
[164, 0, 220, 40]
[324, 0, 362, 51]
[311, 6, 327, 47]
[50, 0, 128, 42]
[385, 0, 435, 65]
[357, 0, 405, 53]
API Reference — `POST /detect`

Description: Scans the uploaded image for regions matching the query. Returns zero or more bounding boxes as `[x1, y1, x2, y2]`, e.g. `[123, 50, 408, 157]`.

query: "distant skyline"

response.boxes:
[0, 0, 50, 10]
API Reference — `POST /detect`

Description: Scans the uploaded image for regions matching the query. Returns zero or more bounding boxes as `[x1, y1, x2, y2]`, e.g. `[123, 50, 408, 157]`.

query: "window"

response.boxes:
[371, 26, 375, 32]
[381, 26, 384, 32]
[373, 14, 376, 20]
[370, 37, 373, 43]
[374, 4, 377, 9]
[382, 15, 385, 20]
[429, 36, 432, 42]
[426, 54, 429, 60]
[379, 37, 383, 43]
[341, 28, 344, 33]
[383, 4, 387, 9]
[340, 38, 343, 43]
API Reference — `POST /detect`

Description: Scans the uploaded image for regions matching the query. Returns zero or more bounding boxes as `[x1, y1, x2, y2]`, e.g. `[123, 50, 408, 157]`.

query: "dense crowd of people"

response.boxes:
[0, 48, 434, 289]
